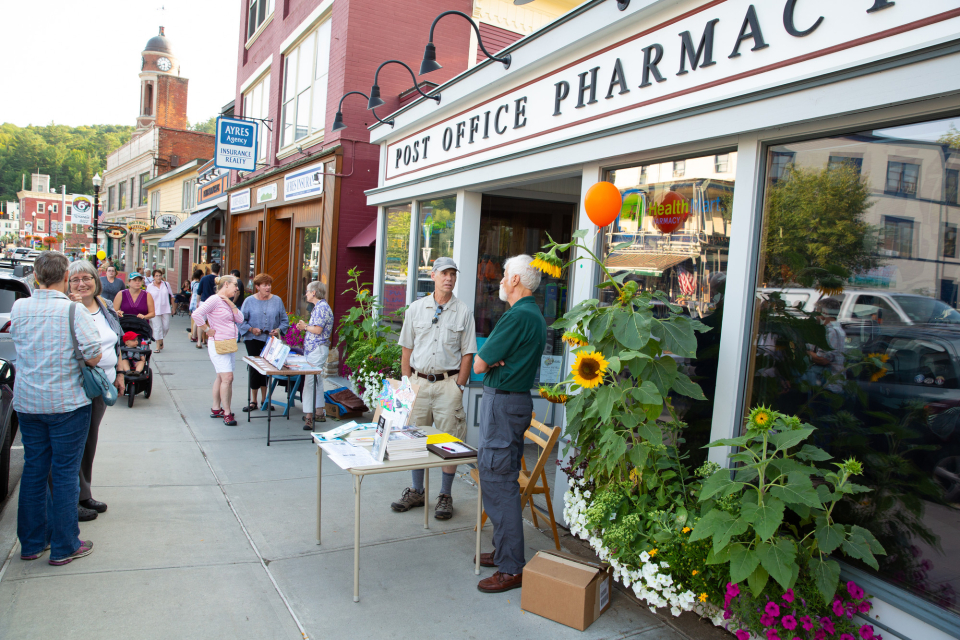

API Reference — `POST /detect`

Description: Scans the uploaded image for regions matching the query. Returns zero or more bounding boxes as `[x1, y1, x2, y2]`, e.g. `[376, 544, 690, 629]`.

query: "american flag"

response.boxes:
[97, 203, 104, 223]
[678, 268, 697, 297]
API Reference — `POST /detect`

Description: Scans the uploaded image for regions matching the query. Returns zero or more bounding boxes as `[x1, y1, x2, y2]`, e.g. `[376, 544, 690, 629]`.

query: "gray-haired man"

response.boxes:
[392, 257, 477, 519]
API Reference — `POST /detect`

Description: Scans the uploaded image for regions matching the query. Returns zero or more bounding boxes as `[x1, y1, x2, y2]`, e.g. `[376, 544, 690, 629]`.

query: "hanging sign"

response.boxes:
[71, 195, 93, 225]
[215, 117, 258, 172]
[126, 220, 150, 233]
[651, 192, 688, 234]
[231, 188, 251, 213]
[106, 228, 125, 239]
[156, 214, 180, 229]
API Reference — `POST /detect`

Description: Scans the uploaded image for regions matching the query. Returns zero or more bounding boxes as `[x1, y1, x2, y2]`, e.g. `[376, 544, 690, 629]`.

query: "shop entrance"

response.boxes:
[474, 195, 575, 386]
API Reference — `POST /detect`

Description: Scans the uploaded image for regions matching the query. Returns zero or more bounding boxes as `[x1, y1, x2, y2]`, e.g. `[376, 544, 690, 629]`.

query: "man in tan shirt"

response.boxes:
[392, 257, 477, 520]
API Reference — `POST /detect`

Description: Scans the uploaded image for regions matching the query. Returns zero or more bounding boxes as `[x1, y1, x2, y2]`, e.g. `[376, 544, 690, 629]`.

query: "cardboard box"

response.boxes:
[521, 550, 613, 631]
[324, 403, 363, 421]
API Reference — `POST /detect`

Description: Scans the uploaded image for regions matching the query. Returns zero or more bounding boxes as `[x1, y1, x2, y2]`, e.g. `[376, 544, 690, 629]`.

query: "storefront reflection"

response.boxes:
[747, 117, 960, 613]
[415, 196, 456, 300]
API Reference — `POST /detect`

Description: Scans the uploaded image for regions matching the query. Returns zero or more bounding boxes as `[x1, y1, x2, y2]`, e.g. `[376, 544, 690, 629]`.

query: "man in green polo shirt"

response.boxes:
[472, 254, 546, 593]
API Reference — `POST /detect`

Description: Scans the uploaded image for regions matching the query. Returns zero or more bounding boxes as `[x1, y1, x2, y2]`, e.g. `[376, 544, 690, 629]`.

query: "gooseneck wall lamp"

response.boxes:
[420, 10, 511, 76]
[367, 60, 440, 111]
[331, 91, 394, 132]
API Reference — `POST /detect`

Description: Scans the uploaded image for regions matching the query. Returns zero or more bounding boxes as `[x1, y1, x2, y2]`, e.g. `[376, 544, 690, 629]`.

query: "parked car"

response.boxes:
[0, 358, 17, 501]
[0, 271, 33, 364]
[761, 288, 960, 326]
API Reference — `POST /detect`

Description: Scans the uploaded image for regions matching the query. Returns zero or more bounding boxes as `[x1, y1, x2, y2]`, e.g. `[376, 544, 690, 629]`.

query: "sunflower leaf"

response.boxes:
[572, 229, 589, 239]
[671, 371, 706, 401]
[611, 241, 633, 251]
[645, 356, 677, 397]
[630, 380, 662, 405]
[612, 308, 651, 350]
[651, 317, 698, 358]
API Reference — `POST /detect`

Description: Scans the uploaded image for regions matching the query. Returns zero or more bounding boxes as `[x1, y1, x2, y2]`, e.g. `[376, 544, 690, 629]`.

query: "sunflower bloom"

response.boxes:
[572, 350, 608, 389]
[531, 248, 563, 279]
[538, 385, 569, 404]
[747, 405, 775, 432]
[561, 331, 588, 348]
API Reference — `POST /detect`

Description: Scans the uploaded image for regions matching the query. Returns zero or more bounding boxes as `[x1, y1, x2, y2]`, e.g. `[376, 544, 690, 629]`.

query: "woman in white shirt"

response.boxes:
[67, 261, 124, 518]
[147, 269, 175, 353]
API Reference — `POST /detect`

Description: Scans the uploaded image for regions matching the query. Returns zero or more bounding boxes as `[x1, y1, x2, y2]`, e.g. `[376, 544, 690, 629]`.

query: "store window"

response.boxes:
[381, 203, 412, 330]
[280, 19, 331, 149]
[745, 116, 960, 615]
[297, 227, 320, 319]
[474, 195, 574, 387]
[604, 152, 736, 461]
[239, 230, 257, 291]
[414, 196, 456, 299]
[243, 74, 271, 162]
[246, 0, 274, 40]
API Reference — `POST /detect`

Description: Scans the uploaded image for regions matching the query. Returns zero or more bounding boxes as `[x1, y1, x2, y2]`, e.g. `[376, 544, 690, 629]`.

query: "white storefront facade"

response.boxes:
[366, 2, 960, 637]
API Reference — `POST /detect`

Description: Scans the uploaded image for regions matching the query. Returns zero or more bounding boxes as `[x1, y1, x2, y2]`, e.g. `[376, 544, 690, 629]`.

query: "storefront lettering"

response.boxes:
[678, 18, 719, 75]
[729, 5, 768, 58]
[396, 136, 431, 168]
[782, 0, 824, 38]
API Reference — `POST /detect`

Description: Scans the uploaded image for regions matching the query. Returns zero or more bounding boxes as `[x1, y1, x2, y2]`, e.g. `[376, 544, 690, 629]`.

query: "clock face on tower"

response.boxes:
[157, 57, 172, 71]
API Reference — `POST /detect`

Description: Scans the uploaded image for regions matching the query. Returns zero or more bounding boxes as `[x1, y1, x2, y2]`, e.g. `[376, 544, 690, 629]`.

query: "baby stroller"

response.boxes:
[173, 289, 191, 316]
[119, 316, 154, 407]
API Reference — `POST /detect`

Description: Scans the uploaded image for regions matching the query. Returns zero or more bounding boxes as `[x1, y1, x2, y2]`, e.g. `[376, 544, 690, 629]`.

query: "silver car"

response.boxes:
[0, 267, 33, 364]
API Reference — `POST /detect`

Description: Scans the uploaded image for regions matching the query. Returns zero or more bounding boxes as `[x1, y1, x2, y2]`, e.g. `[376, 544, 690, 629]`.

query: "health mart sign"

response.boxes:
[383, 0, 959, 182]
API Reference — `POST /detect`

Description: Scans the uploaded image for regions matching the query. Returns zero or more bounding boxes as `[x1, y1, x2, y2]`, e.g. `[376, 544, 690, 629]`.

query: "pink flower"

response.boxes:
[723, 610, 733, 620]
[859, 625, 876, 640]
[847, 581, 865, 600]
[800, 616, 814, 631]
[832, 598, 846, 617]
[761, 614, 776, 626]
[840, 634, 856, 640]
[766, 629, 781, 640]
[736, 631, 750, 640]
[820, 617, 836, 634]
[765, 601, 781, 617]
[814, 631, 826, 640]
[783, 588, 795, 603]
[857, 601, 872, 614]
[782, 615, 798, 631]
[727, 582, 741, 598]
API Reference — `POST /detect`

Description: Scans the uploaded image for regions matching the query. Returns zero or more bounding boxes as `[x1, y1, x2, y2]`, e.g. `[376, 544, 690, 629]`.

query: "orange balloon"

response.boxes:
[652, 191, 689, 234]
[584, 181, 623, 227]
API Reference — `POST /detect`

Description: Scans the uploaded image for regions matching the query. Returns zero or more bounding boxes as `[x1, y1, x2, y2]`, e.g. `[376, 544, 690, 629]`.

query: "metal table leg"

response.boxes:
[246, 367, 251, 423]
[266, 386, 273, 446]
[316, 447, 322, 545]
[475, 483, 482, 575]
[353, 474, 361, 603]
[423, 467, 429, 530]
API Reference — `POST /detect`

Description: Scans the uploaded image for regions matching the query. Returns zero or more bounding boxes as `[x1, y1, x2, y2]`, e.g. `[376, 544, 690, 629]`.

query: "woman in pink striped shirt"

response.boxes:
[192, 275, 244, 426]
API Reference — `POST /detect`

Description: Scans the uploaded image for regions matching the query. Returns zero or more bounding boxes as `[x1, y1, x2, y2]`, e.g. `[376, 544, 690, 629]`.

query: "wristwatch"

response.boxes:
[457, 383, 465, 392]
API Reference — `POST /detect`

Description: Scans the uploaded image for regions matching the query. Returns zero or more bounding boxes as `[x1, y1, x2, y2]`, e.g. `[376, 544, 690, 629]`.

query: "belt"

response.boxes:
[414, 370, 460, 382]
[494, 389, 528, 395]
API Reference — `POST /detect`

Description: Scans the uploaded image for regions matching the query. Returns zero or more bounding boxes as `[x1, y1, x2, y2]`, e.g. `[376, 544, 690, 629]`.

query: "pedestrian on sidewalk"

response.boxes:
[68, 260, 124, 520]
[238, 273, 289, 413]
[192, 274, 244, 426]
[391, 257, 476, 520]
[472, 254, 546, 593]
[296, 281, 334, 430]
[100, 264, 126, 301]
[231, 269, 246, 306]
[196, 263, 220, 349]
[113, 272, 155, 322]
[12, 251, 103, 566]
[188, 268, 203, 343]
[147, 269, 174, 353]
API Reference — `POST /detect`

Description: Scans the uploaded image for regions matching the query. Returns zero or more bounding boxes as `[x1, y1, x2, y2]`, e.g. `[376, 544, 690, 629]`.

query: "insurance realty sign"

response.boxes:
[382, 0, 959, 182]
[215, 117, 258, 172]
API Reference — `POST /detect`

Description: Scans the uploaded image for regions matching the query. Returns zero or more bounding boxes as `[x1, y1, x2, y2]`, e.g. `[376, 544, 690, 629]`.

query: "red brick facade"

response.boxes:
[156, 128, 214, 175]
[154, 76, 190, 131]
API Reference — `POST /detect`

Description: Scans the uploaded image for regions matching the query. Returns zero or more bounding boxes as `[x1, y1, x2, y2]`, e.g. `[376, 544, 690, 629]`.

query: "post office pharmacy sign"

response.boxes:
[215, 117, 258, 172]
[382, 0, 959, 182]
[284, 161, 325, 201]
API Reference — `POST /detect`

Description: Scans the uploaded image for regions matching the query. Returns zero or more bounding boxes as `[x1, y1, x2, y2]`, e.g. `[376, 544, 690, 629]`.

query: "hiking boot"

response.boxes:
[435, 493, 453, 520]
[390, 487, 425, 512]
[49, 540, 94, 566]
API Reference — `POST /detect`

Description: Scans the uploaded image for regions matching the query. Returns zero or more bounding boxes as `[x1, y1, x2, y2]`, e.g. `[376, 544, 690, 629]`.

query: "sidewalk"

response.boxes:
[0, 314, 686, 640]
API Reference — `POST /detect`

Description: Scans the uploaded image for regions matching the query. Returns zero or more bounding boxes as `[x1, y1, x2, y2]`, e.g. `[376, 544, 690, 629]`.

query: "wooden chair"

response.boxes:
[470, 414, 562, 550]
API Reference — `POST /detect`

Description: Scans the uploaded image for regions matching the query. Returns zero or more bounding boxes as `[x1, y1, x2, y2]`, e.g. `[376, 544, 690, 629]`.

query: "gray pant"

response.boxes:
[478, 386, 531, 575]
[79, 396, 106, 502]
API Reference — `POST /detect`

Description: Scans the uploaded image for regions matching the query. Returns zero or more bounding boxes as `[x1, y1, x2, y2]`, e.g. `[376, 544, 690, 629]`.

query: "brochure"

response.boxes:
[315, 437, 380, 469]
[370, 411, 395, 463]
[260, 336, 291, 370]
[314, 420, 366, 441]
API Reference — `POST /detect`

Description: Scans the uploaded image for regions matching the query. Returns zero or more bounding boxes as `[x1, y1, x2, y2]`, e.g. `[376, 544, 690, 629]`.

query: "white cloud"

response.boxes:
[2, 0, 239, 128]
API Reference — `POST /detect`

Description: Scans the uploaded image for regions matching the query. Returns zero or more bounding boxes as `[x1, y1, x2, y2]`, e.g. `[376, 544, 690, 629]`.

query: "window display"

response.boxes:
[297, 227, 320, 318]
[746, 116, 960, 614]
[414, 196, 456, 299]
[381, 203, 411, 330]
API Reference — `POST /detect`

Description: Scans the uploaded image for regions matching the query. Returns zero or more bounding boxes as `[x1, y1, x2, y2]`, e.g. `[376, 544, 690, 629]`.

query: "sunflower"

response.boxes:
[538, 385, 569, 404]
[531, 247, 563, 279]
[747, 405, 775, 432]
[866, 352, 890, 383]
[572, 350, 608, 389]
[561, 330, 588, 348]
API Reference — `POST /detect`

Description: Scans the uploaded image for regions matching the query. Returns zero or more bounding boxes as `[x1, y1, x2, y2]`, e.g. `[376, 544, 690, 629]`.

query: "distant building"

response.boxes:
[100, 27, 214, 270]
[14, 173, 90, 252]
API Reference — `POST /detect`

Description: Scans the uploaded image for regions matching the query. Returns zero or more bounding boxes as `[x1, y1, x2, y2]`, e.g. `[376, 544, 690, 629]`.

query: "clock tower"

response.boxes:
[137, 27, 189, 132]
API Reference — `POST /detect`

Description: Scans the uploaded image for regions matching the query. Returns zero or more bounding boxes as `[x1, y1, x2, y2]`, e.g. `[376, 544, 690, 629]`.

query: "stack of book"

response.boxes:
[386, 428, 429, 460]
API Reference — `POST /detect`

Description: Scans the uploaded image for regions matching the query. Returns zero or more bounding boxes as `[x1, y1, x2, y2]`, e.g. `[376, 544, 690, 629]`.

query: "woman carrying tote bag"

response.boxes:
[192, 275, 244, 426]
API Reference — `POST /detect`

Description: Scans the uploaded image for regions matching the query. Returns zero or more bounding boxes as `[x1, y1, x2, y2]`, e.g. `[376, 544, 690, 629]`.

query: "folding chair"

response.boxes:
[470, 413, 563, 550]
[262, 375, 303, 417]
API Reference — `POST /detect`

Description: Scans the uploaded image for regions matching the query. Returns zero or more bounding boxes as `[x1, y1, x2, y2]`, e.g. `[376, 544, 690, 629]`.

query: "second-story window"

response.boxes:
[182, 178, 196, 211]
[150, 190, 161, 219]
[243, 74, 270, 163]
[247, 0, 275, 40]
[280, 19, 331, 149]
[107, 186, 116, 212]
[885, 161, 919, 197]
[140, 172, 151, 205]
[119, 181, 127, 210]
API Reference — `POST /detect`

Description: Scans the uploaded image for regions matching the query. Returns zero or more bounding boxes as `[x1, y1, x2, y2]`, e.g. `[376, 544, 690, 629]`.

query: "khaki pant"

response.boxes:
[410, 375, 467, 441]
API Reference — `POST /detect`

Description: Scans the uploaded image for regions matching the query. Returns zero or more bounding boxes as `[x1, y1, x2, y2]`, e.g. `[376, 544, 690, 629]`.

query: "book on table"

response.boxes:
[386, 428, 429, 460]
[370, 411, 395, 463]
[427, 441, 477, 459]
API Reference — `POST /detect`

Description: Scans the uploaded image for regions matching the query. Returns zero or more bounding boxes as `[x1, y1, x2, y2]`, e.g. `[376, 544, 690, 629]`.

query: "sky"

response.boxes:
[1, 0, 239, 128]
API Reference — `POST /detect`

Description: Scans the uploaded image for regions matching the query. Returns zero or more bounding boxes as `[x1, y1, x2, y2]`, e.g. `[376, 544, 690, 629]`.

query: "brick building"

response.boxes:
[15, 173, 92, 255]
[101, 27, 214, 271]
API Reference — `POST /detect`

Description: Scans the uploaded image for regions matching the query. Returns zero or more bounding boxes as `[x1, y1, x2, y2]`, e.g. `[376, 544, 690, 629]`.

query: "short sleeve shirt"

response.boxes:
[398, 294, 477, 374]
[303, 299, 334, 355]
[477, 296, 547, 392]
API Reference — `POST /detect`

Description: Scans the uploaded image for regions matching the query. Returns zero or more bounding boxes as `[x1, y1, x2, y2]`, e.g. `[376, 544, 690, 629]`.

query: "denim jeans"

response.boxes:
[17, 405, 93, 561]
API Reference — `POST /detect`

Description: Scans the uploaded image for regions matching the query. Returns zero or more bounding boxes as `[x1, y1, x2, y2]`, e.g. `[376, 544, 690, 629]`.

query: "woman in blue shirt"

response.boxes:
[238, 273, 289, 411]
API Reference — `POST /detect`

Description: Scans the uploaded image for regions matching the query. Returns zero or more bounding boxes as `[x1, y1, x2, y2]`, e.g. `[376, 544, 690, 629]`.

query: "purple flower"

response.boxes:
[820, 617, 836, 634]
[723, 610, 733, 620]
[832, 599, 846, 617]
[766, 629, 781, 640]
[783, 588, 795, 603]
[736, 631, 750, 640]
[857, 601, 872, 614]
[847, 581, 865, 600]
[782, 615, 798, 631]
[765, 601, 781, 617]
[800, 616, 814, 631]
[814, 631, 826, 640]
[761, 614, 774, 626]
[859, 625, 876, 640]
[840, 634, 856, 640]
[727, 582, 741, 598]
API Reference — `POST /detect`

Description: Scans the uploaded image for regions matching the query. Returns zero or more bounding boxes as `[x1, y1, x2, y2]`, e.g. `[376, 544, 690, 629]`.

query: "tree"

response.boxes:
[190, 117, 217, 135]
[939, 125, 960, 149]
[762, 163, 878, 287]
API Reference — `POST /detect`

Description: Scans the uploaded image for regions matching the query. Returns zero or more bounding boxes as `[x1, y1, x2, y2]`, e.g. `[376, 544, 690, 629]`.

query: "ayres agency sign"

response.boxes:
[215, 117, 258, 172]
[383, 0, 959, 182]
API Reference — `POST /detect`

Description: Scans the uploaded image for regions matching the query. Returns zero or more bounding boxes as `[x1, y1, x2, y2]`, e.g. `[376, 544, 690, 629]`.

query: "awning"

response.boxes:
[157, 207, 219, 248]
[605, 253, 692, 277]
[347, 220, 377, 248]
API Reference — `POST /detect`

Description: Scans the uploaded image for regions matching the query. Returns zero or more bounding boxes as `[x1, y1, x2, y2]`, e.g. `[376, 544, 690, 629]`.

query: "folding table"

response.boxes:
[242, 355, 324, 445]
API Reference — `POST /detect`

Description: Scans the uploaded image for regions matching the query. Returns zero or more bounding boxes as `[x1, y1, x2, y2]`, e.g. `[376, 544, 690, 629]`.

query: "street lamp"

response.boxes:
[92, 173, 102, 268]
[367, 60, 440, 111]
[419, 11, 511, 76]
[331, 91, 394, 132]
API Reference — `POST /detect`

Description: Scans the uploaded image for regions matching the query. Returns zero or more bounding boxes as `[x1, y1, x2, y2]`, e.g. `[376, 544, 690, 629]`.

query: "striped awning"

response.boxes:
[157, 207, 219, 248]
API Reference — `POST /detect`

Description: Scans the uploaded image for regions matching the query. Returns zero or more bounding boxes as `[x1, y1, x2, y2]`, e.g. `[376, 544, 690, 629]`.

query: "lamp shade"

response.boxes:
[331, 111, 347, 132]
[367, 84, 385, 110]
[92, 173, 102, 188]
[419, 43, 442, 75]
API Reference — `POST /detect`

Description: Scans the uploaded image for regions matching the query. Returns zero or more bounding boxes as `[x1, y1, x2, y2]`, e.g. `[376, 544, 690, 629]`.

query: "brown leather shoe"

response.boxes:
[477, 571, 522, 593]
[473, 552, 496, 568]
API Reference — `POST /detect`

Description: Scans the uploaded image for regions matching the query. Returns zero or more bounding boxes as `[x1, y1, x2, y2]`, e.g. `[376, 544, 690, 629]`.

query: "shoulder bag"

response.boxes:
[69, 302, 119, 406]
[212, 297, 239, 355]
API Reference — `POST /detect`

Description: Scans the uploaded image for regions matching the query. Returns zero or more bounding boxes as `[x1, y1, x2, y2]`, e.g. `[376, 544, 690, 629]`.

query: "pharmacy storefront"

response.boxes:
[366, 1, 960, 637]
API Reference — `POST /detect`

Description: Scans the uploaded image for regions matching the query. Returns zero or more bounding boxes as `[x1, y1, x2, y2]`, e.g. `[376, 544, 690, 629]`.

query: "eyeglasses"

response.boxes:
[68, 276, 95, 285]
[431, 304, 444, 324]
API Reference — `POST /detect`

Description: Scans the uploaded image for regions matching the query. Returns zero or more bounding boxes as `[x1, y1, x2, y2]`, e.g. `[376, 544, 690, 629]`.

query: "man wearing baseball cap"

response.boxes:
[392, 257, 477, 520]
